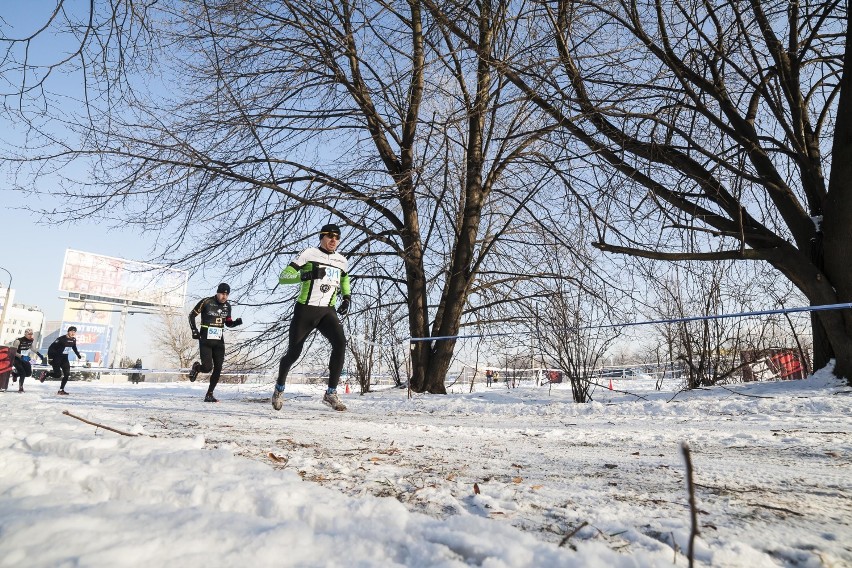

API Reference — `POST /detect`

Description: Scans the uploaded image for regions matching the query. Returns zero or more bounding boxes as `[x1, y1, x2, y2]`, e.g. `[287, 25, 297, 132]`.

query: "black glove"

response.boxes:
[301, 265, 326, 281]
[233, 318, 243, 326]
[337, 297, 350, 315]
[192, 330, 200, 340]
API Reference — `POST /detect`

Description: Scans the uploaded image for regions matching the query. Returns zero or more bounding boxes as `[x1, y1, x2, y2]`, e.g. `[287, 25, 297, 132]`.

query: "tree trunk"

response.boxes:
[407, 1, 493, 394]
[810, 313, 832, 372]
[821, 23, 852, 384]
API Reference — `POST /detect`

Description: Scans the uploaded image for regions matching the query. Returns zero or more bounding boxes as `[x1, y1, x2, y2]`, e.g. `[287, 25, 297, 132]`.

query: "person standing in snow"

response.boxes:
[271, 223, 351, 412]
[130, 358, 144, 384]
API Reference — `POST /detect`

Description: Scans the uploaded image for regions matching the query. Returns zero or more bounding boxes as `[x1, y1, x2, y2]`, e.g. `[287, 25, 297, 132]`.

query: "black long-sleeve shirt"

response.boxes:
[189, 296, 239, 340]
[47, 334, 82, 360]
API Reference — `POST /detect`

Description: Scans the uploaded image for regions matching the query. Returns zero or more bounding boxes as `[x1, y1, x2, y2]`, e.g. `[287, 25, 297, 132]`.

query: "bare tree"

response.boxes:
[380, 309, 412, 389]
[426, 0, 852, 383]
[5, 1, 588, 394]
[0, 2, 158, 111]
[528, 298, 614, 402]
[650, 263, 747, 388]
[528, 235, 623, 403]
[642, 258, 814, 387]
[342, 285, 382, 394]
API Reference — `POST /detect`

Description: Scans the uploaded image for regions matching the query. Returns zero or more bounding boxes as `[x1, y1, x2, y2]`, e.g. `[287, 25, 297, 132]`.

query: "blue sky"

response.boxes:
[0, 2, 229, 364]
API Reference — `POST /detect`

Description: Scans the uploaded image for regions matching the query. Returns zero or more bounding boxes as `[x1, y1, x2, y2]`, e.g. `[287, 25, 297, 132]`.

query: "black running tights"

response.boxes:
[198, 339, 226, 393]
[13, 358, 32, 387]
[45, 358, 71, 390]
[276, 303, 345, 390]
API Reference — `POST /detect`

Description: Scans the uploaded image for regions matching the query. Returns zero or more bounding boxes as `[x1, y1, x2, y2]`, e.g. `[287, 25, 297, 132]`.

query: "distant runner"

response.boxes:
[187, 283, 243, 402]
[42, 326, 82, 395]
[11, 328, 45, 393]
[272, 223, 351, 412]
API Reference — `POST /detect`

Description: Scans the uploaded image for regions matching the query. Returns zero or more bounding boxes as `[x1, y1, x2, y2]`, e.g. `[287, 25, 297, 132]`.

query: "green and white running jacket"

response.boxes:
[278, 247, 351, 307]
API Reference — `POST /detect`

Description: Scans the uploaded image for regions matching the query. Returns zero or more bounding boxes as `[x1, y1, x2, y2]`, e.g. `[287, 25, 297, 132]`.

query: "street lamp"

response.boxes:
[0, 266, 11, 344]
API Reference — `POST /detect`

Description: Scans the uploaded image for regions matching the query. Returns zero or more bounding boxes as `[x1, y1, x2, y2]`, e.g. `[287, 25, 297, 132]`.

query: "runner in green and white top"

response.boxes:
[272, 223, 352, 412]
[278, 234, 351, 308]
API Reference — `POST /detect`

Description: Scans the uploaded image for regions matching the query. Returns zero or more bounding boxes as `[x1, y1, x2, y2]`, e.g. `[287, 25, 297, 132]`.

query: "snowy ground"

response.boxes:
[1, 369, 850, 567]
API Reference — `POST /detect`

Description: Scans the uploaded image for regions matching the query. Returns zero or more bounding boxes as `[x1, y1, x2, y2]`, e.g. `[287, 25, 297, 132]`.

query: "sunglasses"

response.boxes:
[322, 233, 341, 240]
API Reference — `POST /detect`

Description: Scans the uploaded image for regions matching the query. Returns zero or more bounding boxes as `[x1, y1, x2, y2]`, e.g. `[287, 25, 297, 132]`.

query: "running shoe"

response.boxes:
[322, 391, 346, 412]
[188, 362, 201, 382]
[272, 388, 284, 411]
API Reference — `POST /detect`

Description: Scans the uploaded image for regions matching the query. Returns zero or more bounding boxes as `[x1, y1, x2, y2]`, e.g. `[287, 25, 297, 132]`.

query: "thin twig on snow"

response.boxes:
[62, 410, 138, 437]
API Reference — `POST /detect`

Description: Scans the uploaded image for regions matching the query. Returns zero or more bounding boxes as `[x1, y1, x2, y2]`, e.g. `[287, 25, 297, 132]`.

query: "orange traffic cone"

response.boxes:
[345, 382, 350, 394]
[608, 379, 613, 390]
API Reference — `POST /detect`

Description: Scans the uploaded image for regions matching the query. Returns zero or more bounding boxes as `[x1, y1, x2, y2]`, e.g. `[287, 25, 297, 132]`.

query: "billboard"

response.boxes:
[59, 249, 188, 309]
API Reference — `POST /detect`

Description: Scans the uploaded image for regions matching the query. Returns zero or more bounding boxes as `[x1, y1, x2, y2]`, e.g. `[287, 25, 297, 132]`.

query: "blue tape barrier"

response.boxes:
[408, 302, 852, 343]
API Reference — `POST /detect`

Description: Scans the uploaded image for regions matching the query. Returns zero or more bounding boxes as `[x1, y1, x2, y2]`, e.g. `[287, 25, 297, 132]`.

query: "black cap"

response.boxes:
[319, 223, 341, 237]
[217, 283, 231, 294]
[67, 326, 77, 332]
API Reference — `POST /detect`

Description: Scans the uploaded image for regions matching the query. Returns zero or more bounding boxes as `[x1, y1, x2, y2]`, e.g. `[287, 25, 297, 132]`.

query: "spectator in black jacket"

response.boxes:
[130, 358, 144, 384]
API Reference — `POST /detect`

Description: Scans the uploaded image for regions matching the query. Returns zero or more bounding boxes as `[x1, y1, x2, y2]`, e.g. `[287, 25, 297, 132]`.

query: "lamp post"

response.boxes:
[0, 266, 11, 344]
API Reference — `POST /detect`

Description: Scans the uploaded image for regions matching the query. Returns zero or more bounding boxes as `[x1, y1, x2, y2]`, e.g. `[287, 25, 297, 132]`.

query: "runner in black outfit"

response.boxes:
[187, 283, 243, 402]
[271, 223, 351, 412]
[42, 326, 82, 395]
[11, 328, 46, 392]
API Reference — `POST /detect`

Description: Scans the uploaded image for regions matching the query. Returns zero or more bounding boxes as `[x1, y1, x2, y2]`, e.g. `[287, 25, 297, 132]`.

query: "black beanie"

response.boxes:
[217, 283, 231, 294]
[319, 223, 341, 237]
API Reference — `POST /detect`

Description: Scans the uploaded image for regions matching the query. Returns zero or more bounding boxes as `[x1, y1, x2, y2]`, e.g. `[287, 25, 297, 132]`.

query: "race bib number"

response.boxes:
[206, 326, 223, 340]
[21, 355, 30, 362]
[322, 267, 341, 285]
[63, 347, 72, 355]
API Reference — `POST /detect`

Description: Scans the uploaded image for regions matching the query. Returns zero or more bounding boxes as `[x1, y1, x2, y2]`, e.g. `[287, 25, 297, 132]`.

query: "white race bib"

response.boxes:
[206, 326, 223, 340]
[63, 346, 72, 355]
[322, 266, 341, 285]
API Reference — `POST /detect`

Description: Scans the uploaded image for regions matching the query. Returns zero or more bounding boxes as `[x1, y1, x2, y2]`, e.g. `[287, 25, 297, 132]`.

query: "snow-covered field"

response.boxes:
[1, 369, 850, 567]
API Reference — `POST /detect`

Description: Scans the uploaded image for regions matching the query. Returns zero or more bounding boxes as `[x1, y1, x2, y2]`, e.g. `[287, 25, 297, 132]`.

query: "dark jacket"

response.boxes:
[47, 334, 82, 360]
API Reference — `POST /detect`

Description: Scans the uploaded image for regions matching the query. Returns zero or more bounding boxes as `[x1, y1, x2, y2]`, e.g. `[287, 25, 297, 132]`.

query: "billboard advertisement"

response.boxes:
[59, 249, 188, 309]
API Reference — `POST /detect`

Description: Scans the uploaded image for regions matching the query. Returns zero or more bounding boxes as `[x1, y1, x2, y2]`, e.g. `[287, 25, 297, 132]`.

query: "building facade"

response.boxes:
[0, 288, 46, 347]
